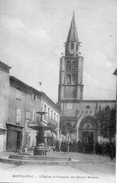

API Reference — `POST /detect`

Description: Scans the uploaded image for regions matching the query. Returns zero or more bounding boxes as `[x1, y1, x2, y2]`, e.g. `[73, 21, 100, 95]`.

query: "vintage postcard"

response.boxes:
[0, 0, 116, 183]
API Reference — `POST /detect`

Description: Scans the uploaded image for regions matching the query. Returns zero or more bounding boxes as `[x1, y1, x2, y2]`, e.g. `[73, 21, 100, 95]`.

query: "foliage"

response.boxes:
[95, 106, 116, 141]
[62, 122, 76, 137]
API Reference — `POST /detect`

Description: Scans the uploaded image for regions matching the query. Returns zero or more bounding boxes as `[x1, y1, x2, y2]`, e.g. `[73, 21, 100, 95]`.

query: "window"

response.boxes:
[72, 61, 76, 64]
[16, 89, 21, 100]
[76, 43, 78, 50]
[54, 113, 56, 122]
[105, 105, 110, 112]
[51, 110, 53, 118]
[71, 73, 76, 84]
[86, 105, 90, 110]
[66, 73, 71, 84]
[66, 61, 71, 71]
[44, 105, 46, 111]
[48, 108, 50, 121]
[32, 93, 37, 102]
[26, 111, 31, 120]
[71, 61, 77, 71]
[44, 104, 47, 120]
[57, 115, 59, 126]
[57, 115, 58, 122]
[32, 108, 35, 122]
[25, 120, 30, 132]
[16, 108, 21, 124]
[71, 42, 74, 49]
[41, 105, 43, 111]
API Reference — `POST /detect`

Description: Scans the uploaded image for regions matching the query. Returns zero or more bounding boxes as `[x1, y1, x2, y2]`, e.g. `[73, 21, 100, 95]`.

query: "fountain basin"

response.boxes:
[8, 154, 68, 161]
[0, 153, 79, 165]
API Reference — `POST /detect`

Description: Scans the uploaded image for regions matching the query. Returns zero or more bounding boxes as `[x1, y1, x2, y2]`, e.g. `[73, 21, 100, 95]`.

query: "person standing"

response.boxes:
[109, 141, 114, 161]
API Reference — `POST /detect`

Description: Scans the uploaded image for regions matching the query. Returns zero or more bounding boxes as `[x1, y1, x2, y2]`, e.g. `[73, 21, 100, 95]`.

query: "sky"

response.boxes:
[0, 0, 117, 103]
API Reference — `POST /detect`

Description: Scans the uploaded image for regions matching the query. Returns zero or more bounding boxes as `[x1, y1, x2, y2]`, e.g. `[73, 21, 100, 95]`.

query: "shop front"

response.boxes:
[6, 123, 23, 152]
[0, 127, 7, 152]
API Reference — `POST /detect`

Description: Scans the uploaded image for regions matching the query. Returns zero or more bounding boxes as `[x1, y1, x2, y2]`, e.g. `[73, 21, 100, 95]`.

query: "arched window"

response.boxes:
[71, 73, 76, 84]
[72, 61, 76, 64]
[86, 105, 90, 110]
[66, 61, 71, 71]
[105, 105, 110, 112]
[66, 122, 72, 131]
[71, 61, 77, 71]
[67, 61, 71, 64]
[71, 42, 74, 49]
[66, 74, 71, 84]
[82, 122, 93, 130]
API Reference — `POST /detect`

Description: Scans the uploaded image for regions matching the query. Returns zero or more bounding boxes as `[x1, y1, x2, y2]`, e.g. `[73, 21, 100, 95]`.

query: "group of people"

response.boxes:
[55, 140, 116, 160]
[55, 140, 94, 153]
[95, 141, 116, 160]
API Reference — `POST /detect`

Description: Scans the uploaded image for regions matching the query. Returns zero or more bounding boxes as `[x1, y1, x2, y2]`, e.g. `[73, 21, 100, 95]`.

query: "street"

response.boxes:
[0, 151, 115, 183]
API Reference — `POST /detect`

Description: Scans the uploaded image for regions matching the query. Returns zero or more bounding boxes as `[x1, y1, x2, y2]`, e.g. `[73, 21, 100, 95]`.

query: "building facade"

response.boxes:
[7, 76, 42, 151]
[0, 62, 11, 151]
[6, 76, 60, 152]
[41, 93, 60, 146]
[0, 63, 60, 152]
[58, 14, 116, 144]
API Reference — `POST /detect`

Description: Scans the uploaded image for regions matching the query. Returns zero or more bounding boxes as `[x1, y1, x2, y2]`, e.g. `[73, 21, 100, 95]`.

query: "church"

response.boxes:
[58, 13, 115, 144]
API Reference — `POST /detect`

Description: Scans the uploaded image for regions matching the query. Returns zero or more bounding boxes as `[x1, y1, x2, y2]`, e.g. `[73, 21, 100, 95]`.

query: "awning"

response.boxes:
[6, 123, 24, 132]
[52, 132, 57, 139]
[44, 130, 52, 137]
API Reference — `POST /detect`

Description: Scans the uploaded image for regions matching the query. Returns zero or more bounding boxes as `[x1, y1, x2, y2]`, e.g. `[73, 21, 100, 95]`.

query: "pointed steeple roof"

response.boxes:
[66, 12, 79, 43]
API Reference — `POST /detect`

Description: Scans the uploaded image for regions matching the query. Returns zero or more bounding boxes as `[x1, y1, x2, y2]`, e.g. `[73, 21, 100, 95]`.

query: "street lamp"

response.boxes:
[66, 132, 70, 154]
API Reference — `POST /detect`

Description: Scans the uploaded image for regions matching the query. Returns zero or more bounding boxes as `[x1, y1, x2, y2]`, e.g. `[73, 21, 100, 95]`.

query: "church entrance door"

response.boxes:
[82, 131, 93, 144]
[79, 116, 98, 153]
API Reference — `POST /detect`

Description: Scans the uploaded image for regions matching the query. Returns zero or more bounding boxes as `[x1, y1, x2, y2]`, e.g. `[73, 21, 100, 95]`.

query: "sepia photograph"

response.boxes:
[0, 0, 117, 183]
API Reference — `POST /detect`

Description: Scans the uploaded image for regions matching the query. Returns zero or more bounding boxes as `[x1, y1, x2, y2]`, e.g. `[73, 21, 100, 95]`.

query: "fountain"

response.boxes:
[29, 111, 53, 155]
[0, 111, 79, 165]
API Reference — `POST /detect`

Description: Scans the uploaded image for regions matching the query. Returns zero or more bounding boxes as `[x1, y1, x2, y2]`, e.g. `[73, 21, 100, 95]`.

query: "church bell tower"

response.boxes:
[58, 13, 84, 104]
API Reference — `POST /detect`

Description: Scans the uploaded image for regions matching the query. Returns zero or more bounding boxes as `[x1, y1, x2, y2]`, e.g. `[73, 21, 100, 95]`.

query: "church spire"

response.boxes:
[65, 12, 80, 57]
[66, 11, 79, 43]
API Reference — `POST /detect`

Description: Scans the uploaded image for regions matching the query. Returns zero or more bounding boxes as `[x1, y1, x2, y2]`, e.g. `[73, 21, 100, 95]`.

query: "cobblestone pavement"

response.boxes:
[47, 151, 115, 163]
[0, 151, 116, 183]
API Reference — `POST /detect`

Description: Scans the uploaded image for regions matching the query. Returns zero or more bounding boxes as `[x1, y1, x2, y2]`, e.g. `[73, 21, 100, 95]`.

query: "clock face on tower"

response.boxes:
[69, 49, 74, 54]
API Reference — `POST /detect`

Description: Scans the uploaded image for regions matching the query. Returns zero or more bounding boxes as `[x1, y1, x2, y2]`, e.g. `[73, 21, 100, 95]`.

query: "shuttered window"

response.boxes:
[16, 89, 21, 100]
[16, 108, 21, 124]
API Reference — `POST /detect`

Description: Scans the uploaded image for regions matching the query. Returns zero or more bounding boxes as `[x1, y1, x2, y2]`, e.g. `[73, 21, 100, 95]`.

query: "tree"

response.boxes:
[95, 106, 116, 141]
[65, 123, 76, 140]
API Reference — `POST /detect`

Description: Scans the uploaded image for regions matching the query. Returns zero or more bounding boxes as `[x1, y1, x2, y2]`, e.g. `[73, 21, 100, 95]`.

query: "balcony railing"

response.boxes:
[36, 115, 58, 127]
[48, 117, 58, 127]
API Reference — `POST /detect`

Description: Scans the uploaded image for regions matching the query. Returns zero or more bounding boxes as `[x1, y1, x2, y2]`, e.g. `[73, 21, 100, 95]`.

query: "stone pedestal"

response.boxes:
[34, 143, 46, 155]
[34, 127, 47, 155]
